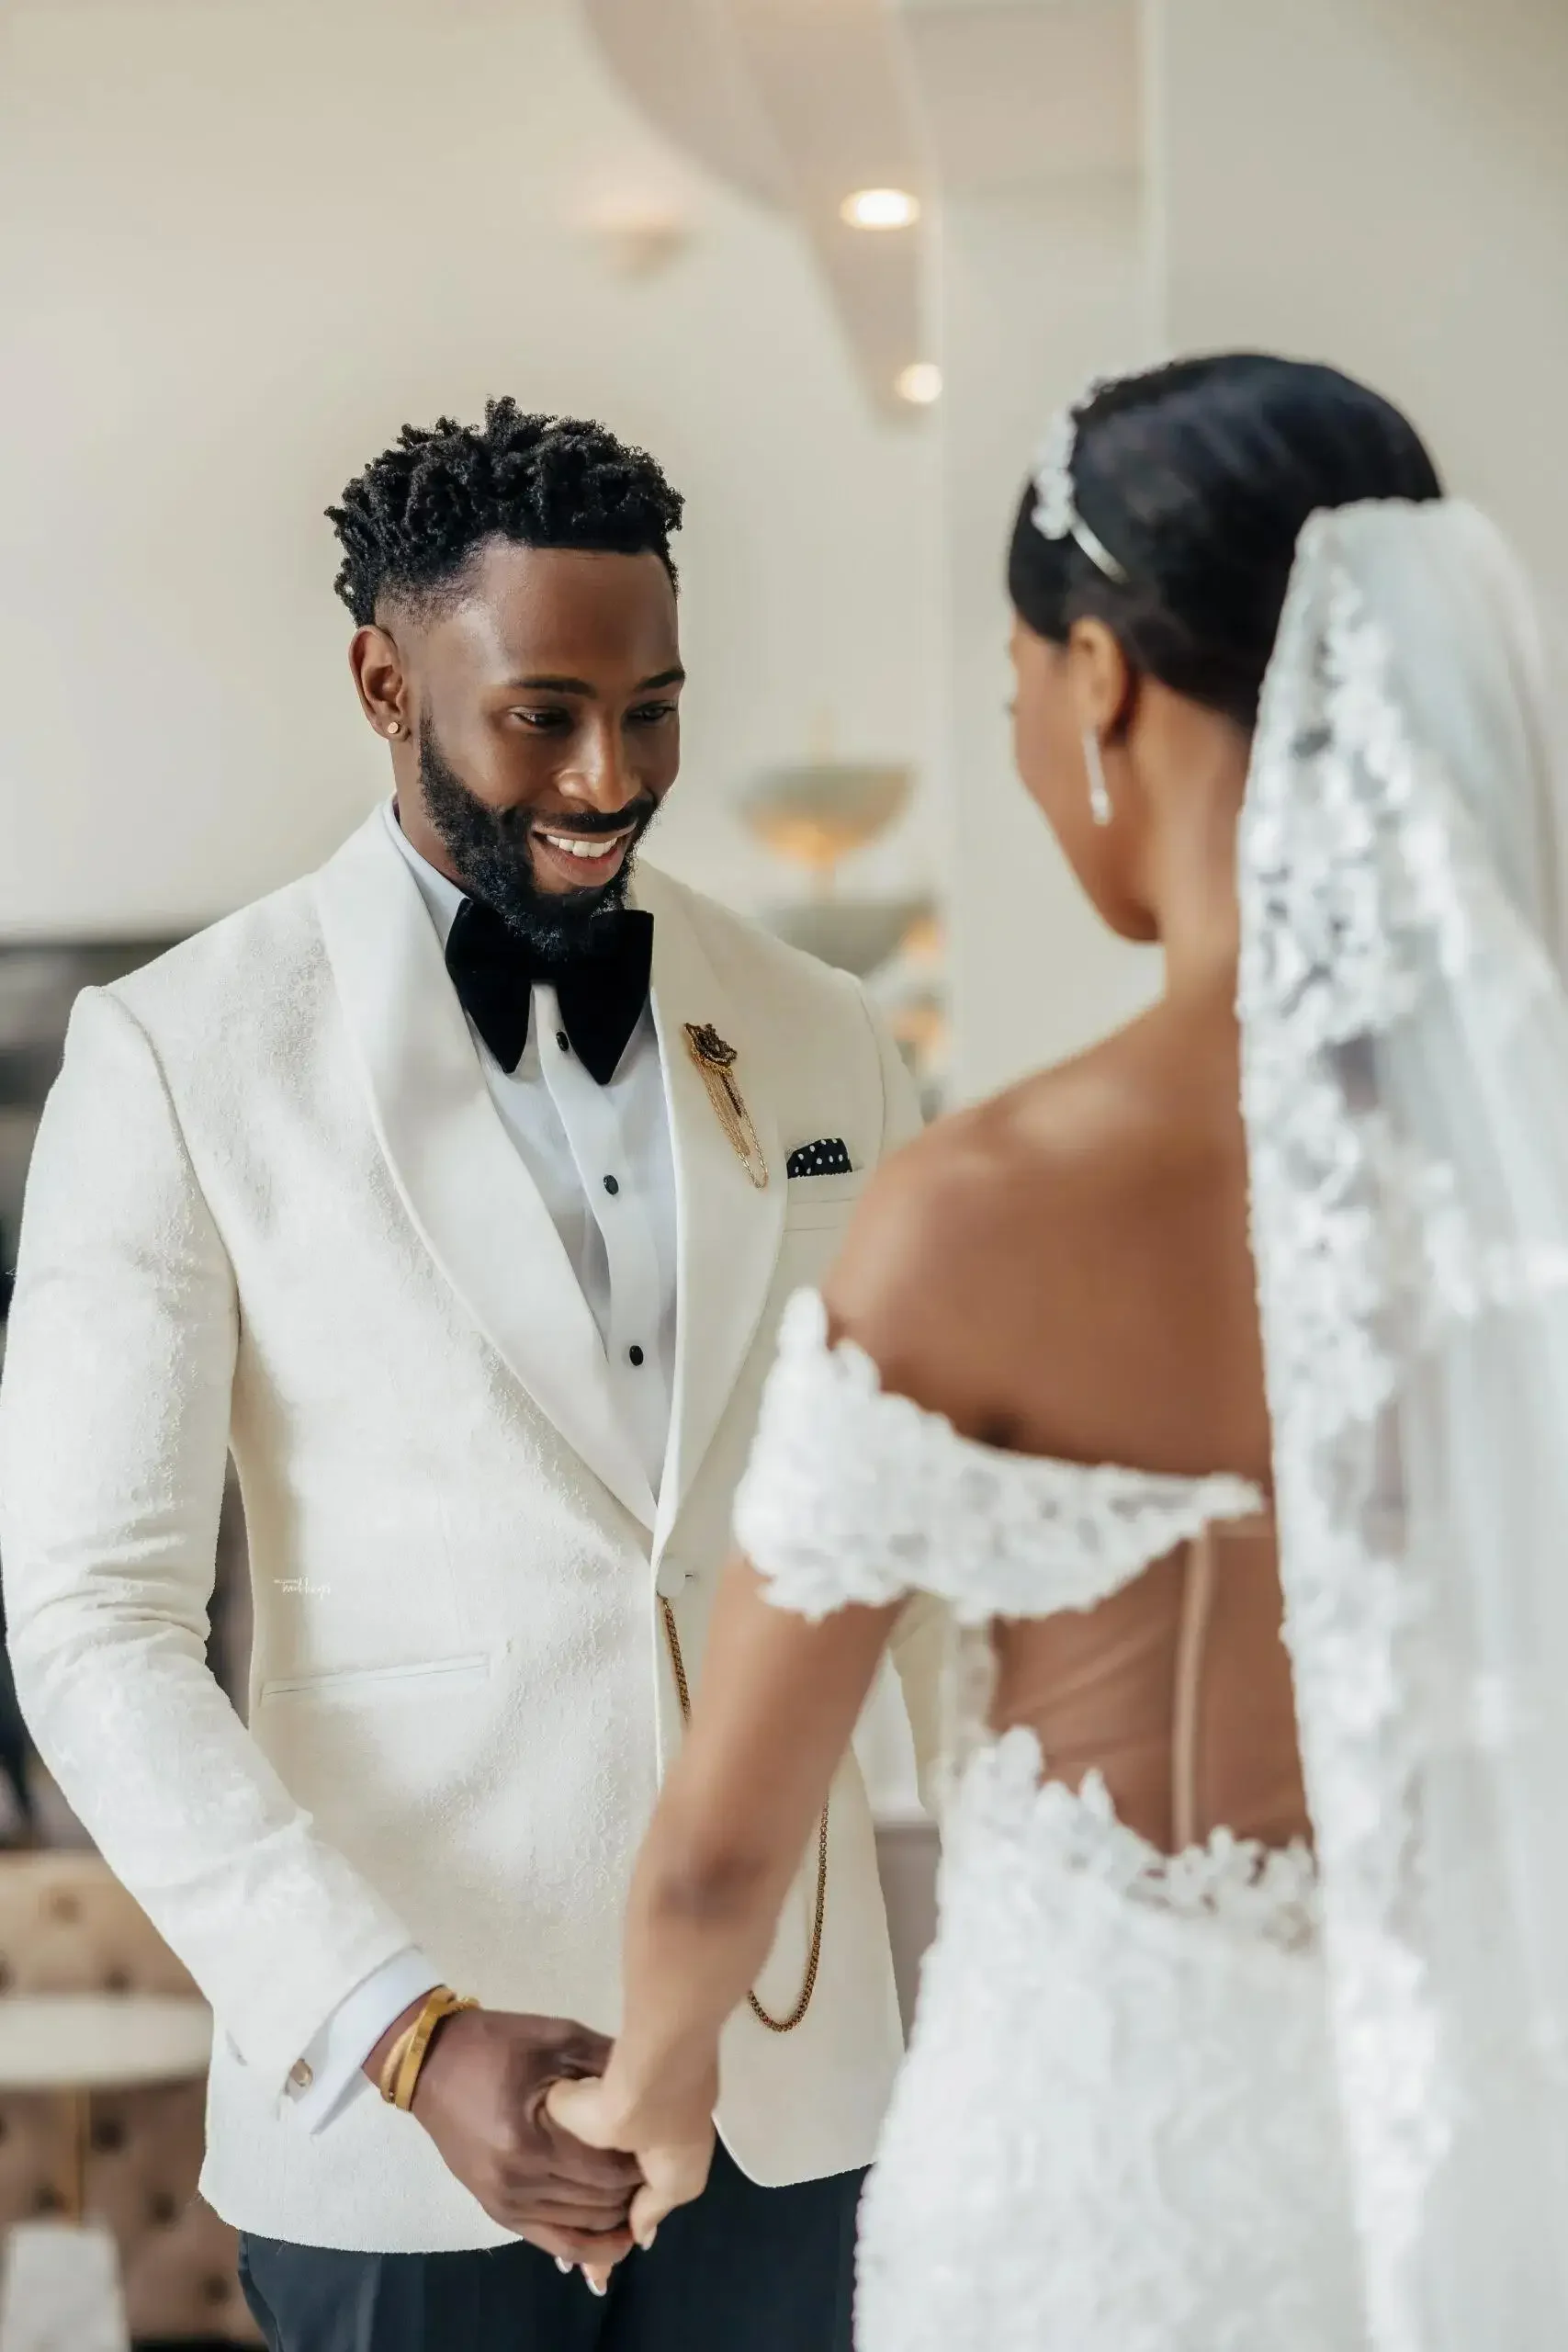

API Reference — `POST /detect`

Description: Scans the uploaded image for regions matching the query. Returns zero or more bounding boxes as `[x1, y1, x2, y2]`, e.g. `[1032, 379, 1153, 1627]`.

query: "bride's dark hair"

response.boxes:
[1008, 354, 1442, 727]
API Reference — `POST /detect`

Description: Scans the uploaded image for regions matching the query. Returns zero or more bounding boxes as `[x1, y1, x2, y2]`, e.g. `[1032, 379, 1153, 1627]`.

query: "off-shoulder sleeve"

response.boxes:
[734, 1291, 1266, 1628]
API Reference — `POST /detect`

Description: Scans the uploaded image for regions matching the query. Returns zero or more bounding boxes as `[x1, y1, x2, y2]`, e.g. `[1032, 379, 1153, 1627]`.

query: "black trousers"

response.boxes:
[238, 2145, 863, 2352]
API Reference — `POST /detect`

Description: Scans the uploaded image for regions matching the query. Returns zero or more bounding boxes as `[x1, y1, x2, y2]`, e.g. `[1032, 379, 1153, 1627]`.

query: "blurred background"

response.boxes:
[0, 0, 1564, 2340]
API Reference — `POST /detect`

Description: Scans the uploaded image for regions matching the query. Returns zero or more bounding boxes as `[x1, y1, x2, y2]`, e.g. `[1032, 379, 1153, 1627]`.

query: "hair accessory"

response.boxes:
[1082, 728, 1113, 827]
[1032, 374, 1131, 586]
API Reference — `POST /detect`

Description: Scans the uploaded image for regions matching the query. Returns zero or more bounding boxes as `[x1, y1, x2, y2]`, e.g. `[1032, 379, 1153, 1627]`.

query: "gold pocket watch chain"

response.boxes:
[659, 1598, 828, 2033]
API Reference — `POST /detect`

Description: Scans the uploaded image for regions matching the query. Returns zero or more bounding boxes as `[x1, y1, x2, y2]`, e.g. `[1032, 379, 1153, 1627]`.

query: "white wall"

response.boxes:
[930, 180, 1162, 1101]
[0, 0, 939, 936]
[1151, 0, 1568, 665]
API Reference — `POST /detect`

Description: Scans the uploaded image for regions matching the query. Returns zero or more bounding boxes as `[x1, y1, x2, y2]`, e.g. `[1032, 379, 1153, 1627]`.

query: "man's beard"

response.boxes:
[417, 713, 660, 958]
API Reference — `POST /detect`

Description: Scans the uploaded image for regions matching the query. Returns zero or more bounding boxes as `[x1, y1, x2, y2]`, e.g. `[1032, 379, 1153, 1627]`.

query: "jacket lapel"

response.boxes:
[636, 869, 785, 1552]
[313, 815, 658, 1532]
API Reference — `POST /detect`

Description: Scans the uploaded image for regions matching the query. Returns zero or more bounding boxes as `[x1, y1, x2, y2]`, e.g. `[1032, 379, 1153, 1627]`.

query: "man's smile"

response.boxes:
[530, 822, 638, 889]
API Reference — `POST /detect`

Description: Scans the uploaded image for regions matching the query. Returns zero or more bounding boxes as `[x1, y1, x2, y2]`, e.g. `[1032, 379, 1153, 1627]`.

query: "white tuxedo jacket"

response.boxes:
[0, 813, 941, 2253]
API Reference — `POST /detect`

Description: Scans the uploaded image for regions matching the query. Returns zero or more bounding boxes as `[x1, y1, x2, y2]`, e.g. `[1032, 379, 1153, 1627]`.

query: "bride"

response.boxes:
[553, 354, 1568, 2346]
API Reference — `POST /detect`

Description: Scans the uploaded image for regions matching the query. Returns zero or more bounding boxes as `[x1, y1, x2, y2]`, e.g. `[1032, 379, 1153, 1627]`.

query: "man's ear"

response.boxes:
[350, 624, 409, 740]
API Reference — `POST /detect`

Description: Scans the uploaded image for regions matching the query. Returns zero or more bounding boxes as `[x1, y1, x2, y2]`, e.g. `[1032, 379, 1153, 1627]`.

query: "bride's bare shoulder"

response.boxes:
[841, 1023, 1174, 1283]
[823, 1011, 1237, 1442]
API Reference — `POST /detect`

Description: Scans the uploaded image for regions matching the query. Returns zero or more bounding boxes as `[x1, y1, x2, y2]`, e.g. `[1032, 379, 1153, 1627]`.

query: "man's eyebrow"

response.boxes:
[497, 668, 685, 695]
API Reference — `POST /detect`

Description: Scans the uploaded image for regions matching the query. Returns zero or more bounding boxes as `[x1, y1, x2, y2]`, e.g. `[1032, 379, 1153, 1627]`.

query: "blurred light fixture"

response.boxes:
[739, 761, 912, 887]
[840, 187, 921, 232]
[896, 362, 942, 407]
[581, 203, 694, 279]
[767, 898, 935, 979]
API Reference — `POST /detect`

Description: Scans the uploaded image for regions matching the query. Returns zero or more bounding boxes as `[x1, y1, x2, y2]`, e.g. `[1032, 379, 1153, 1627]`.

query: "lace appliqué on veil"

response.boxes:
[1240, 526, 1568, 2352]
[734, 1290, 1263, 1629]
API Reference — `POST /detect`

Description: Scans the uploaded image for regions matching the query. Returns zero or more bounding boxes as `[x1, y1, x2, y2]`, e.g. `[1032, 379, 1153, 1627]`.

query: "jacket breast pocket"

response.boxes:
[783, 1170, 870, 1232]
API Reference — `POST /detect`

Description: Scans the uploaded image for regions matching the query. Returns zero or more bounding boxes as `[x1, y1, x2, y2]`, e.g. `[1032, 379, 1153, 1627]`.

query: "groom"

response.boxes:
[0, 403, 940, 2349]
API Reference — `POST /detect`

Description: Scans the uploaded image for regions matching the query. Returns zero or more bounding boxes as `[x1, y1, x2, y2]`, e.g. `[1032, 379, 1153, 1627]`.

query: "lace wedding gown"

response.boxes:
[736, 1291, 1361, 2352]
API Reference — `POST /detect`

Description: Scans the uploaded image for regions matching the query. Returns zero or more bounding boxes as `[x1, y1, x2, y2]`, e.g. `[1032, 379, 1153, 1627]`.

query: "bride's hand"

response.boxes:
[546, 2073, 716, 2292]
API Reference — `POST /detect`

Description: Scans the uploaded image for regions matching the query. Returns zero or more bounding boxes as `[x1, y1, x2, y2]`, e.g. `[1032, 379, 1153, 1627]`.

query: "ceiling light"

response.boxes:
[896, 363, 942, 407]
[840, 187, 921, 232]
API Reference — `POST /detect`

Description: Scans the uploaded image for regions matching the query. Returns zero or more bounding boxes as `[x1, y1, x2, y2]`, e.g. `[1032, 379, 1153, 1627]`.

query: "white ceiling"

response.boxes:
[728, 0, 931, 413]
[581, 0, 790, 209]
[585, 0, 931, 415]
[580, 0, 1143, 413]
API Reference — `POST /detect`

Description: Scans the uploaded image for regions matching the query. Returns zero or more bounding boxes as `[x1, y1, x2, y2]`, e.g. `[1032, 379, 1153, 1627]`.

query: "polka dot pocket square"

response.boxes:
[786, 1137, 854, 1180]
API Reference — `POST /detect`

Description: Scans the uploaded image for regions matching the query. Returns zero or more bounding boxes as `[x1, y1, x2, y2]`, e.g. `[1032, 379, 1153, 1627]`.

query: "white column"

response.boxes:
[893, 0, 1163, 1102]
[931, 179, 1162, 1102]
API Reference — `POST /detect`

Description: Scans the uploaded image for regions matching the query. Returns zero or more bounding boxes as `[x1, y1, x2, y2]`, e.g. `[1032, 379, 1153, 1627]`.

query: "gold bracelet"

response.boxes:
[381, 1988, 478, 2110]
[378, 2022, 418, 2106]
[392, 1988, 476, 2111]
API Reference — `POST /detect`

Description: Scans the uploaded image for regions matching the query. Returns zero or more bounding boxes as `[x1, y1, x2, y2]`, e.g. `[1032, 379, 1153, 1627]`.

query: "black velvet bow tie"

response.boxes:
[444, 897, 655, 1085]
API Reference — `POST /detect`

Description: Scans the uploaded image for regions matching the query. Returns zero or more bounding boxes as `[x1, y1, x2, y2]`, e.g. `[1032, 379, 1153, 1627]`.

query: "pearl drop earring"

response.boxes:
[1082, 727, 1112, 827]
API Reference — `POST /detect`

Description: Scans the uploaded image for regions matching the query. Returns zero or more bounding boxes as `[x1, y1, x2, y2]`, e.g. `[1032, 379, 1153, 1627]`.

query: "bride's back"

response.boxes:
[831, 981, 1306, 1854]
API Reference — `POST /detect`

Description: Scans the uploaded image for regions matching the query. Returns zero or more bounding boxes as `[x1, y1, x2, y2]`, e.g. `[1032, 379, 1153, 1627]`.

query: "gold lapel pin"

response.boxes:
[683, 1023, 769, 1191]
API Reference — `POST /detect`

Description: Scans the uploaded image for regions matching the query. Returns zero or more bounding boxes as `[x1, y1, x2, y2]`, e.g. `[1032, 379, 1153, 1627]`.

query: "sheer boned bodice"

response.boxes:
[735, 1289, 1309, 1858]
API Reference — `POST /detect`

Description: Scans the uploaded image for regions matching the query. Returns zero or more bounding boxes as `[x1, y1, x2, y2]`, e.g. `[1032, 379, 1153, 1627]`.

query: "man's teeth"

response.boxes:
[540, 833, 625, 861]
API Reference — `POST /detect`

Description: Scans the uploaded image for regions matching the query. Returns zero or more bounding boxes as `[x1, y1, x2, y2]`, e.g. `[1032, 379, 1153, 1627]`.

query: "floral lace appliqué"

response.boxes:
[854, 1728, 1351, 2352]
[734, 1290, 1263, 1630]
[984, 1731, 1320, 1952]
[1239, 519, 1568, 2351]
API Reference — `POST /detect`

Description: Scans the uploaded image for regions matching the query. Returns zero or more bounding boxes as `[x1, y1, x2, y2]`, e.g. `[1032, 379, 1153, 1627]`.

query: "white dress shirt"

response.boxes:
[288, 802, 680, 2129]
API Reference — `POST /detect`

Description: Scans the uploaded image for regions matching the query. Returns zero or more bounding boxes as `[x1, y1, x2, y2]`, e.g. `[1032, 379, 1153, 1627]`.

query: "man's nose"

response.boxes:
[558, 718, 637, 815]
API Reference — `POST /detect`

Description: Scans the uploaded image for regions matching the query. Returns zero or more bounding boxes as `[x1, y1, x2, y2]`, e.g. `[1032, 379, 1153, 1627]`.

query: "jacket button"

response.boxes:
[289, 2060, 313, 2091]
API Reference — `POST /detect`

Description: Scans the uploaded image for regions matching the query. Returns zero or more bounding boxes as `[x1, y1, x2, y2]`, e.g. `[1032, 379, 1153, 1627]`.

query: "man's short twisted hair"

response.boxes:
[327, 399, 684, 626]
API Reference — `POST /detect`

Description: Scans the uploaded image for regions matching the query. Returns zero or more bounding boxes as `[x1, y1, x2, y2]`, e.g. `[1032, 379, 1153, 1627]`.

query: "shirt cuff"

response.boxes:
[283, 1949, 444, 2133]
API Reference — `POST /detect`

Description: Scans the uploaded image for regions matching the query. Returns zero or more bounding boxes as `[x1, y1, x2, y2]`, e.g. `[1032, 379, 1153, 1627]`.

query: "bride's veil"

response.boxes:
[1239, 498, 1568, 2348]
